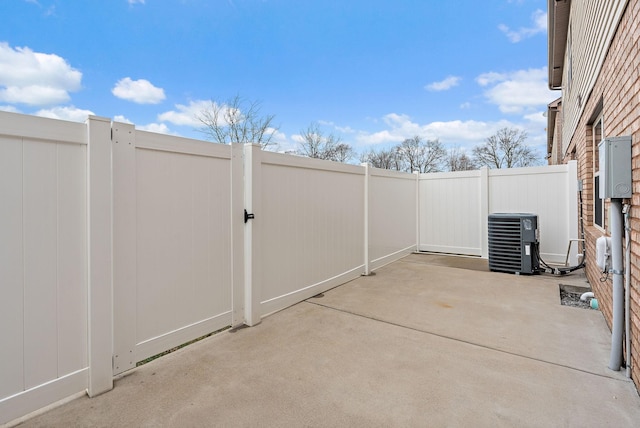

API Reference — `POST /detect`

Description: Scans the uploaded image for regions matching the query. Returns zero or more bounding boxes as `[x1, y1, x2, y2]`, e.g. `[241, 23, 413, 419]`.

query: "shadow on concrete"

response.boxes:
[11, 254, 640, 428]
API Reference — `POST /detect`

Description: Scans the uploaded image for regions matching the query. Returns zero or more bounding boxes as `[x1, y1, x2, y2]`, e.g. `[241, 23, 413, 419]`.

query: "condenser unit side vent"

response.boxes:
[488, 213, 539, 275]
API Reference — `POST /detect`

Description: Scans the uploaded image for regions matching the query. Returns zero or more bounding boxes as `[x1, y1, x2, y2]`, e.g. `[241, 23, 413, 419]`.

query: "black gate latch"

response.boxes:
[244, 209, 255, 223]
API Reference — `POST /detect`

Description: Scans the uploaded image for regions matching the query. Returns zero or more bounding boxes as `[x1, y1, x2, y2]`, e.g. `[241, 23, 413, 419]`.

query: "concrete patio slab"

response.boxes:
[320, 254, 614, 378]
[9, 254, 640, 427]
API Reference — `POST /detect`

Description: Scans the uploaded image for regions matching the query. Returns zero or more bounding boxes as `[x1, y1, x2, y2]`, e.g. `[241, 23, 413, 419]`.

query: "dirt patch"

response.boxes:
[559, 284, 595, 310]
[411, 253, 490, 272]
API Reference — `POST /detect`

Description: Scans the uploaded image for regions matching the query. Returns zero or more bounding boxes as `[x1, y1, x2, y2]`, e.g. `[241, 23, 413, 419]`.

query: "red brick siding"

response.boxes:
[566, 0, 640, 387]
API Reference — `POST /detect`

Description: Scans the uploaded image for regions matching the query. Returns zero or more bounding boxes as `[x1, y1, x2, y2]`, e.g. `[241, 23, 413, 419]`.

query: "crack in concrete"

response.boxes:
[304, 299, 631, 383]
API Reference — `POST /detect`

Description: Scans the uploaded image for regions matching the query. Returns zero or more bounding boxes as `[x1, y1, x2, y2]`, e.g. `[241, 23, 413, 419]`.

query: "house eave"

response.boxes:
[547, 97, 561, 157]
[548, 0, 571, 90]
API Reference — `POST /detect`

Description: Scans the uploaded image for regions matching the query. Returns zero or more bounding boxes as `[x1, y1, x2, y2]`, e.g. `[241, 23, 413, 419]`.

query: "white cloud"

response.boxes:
[476, 67, 556, 114]
[158, 100, 212, 126]
[0, 105, 20, 113]
[524, 111, 546, 126]
[425, 76, 461, 92]
[112, 77, 165, 104]
[352, 113, 547, 157]
[265, 128, 294, 152]
[0, 85, 71, 105]
[476, 72, 505, 87]
[318, 120, 356, 134]
[355, 113, 513, 147]
[0, 42, 82, 106]
[353, 113, 417, 145]
[291, 134, 305, 144]
[499, 9, 547, 43]
[24, 0, 56, 15]
[460, 102, 471, 109]
[113, 114, 133, 124]
[138, 122, 173, 134]
[35, 105, 94, 122]
[128, 0, 145, 5]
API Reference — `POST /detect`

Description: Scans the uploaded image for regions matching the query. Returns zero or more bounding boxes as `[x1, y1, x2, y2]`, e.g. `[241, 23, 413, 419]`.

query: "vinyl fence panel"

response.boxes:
[112, 128, 233, 374]
[260, 152, 365, 316]
[0, 113, 88, 423]
[488, 164, 576, 262]
[418, 163, 578, 264]
[419, 170, 484, 256]
[368, 167, 418, 270]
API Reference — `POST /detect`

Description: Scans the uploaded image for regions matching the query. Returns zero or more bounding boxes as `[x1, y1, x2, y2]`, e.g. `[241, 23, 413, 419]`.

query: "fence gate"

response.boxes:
[112, 123, 237, 374]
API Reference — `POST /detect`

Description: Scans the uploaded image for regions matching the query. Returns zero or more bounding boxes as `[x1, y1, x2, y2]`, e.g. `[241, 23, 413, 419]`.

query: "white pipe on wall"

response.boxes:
[624, 204, 631, 378]
[608, 199, 625, 371]
[580, 291, 594, 301]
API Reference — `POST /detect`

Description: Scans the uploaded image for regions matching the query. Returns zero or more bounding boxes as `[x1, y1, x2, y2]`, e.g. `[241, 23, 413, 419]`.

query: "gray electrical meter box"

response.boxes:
[598, 136, 632, 199]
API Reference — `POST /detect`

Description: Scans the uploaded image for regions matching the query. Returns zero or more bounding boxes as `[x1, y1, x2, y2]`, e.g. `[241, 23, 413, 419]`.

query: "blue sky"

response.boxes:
[1, 0, 556, 157]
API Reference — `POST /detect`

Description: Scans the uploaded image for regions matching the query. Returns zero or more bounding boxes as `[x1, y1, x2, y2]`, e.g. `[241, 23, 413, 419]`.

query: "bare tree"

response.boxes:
[397, 136, 446, 173]
[332, 143, 356, 163]
[297, 123, 355, 162]
[360, 147, 402, 170]
[472, 127, 540, 168]
[359, 136, 445, 172]
[197, 95, 278, 148]
[445, 146, 477, 171]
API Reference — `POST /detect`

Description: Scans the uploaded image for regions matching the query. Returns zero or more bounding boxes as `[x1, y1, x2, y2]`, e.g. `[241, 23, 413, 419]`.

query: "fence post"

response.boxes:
[243, 144, 262, 326]
[480, 166, 490, 258]
[231, 143, 246, 327]
[362, 163, 370, 275]
[415, 171, 420, 252]
[567, 160, 579, 265]
[86, 116, 113, 396]
[112, 122, 137, 375]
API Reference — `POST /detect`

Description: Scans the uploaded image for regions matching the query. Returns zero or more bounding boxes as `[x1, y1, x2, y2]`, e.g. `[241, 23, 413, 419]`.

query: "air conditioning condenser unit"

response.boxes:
[488, 213, 540, 275]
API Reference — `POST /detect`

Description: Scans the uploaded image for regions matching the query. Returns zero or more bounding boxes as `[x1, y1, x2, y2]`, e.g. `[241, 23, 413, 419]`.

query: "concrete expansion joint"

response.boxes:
[304, 300, 632, 384]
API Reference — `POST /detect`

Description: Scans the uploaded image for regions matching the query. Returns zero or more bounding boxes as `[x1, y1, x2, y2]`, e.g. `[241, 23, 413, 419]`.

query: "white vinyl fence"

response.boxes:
[259, 152, 366, 316]
[420, 169, 484, 256]
[0, 111, 418, 424]
[0, 114, 89, 423]
[111, 125, 235, 375]
[367, 167, 418, 271]
[419, 163, 579, 263]
[0, 110, 577, 425]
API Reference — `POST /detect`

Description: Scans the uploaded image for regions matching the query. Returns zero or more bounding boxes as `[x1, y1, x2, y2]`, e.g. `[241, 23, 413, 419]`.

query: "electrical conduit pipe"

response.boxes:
[624, 204, 631, 378]
[609, 199, 624, 371]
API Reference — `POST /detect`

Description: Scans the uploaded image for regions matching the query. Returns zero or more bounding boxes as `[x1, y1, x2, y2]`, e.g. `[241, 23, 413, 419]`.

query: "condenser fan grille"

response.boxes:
[488, 213, 539, 274]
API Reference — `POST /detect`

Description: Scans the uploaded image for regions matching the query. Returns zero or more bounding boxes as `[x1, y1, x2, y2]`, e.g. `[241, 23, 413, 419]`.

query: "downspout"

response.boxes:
[608, 199, 624, 371]
[624, 204, 631, 378]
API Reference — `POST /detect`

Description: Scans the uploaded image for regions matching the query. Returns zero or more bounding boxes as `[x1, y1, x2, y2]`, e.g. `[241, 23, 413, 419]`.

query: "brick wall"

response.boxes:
[566, 0, 640, 387]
